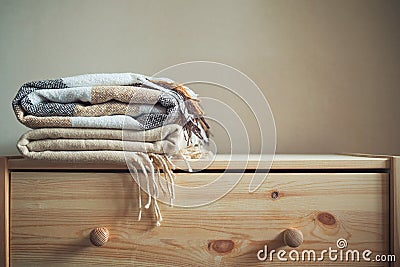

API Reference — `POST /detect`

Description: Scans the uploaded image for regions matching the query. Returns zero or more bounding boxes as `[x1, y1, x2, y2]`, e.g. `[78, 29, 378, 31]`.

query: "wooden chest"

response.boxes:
[1, 154, 399, 266]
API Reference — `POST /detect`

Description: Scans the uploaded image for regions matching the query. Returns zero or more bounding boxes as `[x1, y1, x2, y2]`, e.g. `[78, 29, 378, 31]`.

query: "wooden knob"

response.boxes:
[90, 227, 109, 247]
[283, 228, 303, 248]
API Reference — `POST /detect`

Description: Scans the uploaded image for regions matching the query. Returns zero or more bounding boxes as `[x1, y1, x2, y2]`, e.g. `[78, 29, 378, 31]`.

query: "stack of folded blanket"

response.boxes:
[12, 73, 210, 226]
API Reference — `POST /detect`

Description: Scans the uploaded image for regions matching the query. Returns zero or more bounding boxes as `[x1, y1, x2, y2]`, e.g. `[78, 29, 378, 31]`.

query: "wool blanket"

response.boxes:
[17, 125, 185, 162]
[13, 73, 211, 226]
[12, 73, 209, 140]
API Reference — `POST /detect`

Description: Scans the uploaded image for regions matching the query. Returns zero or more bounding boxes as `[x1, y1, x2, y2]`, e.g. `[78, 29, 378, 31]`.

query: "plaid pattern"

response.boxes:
[12, 73, 209, 138]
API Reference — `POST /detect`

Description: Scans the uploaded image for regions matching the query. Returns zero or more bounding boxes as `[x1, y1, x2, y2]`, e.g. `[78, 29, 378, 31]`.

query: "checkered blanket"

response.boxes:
[12, 73, 209, 140]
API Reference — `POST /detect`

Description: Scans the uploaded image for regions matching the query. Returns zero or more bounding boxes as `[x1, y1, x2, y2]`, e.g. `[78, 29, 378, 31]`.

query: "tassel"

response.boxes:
[127, 152, 199, 226]
[128, 152, 178, 226]
[153, 197, 162, 227]
[137, 158, 152, 209]
[131, 166, 142, 221]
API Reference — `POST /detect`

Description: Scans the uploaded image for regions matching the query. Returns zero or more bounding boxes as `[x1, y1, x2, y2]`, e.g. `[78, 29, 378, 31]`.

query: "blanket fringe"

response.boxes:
[128, 147, 210, 226]
[129, 152, 180, 226]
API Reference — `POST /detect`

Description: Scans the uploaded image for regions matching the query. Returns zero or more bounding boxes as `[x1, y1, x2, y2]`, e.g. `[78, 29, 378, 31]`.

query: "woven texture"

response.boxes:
[17, 125, 185, 163]
[13, 72, 210, 226]
[12, 73, 209, 139]
[16, 126, 187, 226]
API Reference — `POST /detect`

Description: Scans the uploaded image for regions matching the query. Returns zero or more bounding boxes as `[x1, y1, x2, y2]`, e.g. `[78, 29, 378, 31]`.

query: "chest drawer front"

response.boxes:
[10, 172, 389, 266]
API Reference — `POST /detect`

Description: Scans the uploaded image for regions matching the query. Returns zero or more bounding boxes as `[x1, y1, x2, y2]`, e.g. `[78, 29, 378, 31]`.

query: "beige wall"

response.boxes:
[0, 0, 399, 155]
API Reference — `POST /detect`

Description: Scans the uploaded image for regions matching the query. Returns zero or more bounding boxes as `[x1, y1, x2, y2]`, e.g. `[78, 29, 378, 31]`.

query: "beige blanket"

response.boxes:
[17, 125, 185, 163]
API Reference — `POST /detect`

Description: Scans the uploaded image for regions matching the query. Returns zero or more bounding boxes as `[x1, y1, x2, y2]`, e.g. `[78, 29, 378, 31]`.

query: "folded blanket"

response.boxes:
[13, 73, 211, 226]
[17, 124, 185, 162]
[12, 73, 209, 140]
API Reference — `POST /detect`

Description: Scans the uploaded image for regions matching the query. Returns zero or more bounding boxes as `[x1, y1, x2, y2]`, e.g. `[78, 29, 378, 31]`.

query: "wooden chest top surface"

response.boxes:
[5, 154, 391, 170]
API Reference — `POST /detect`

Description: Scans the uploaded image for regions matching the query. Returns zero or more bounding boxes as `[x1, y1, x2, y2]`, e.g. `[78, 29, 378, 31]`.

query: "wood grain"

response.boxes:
[0, 157, 9, 267]
[7, 154, 390, 171]
[390, 156, 400, 267]
[10, 172, 389, 266]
